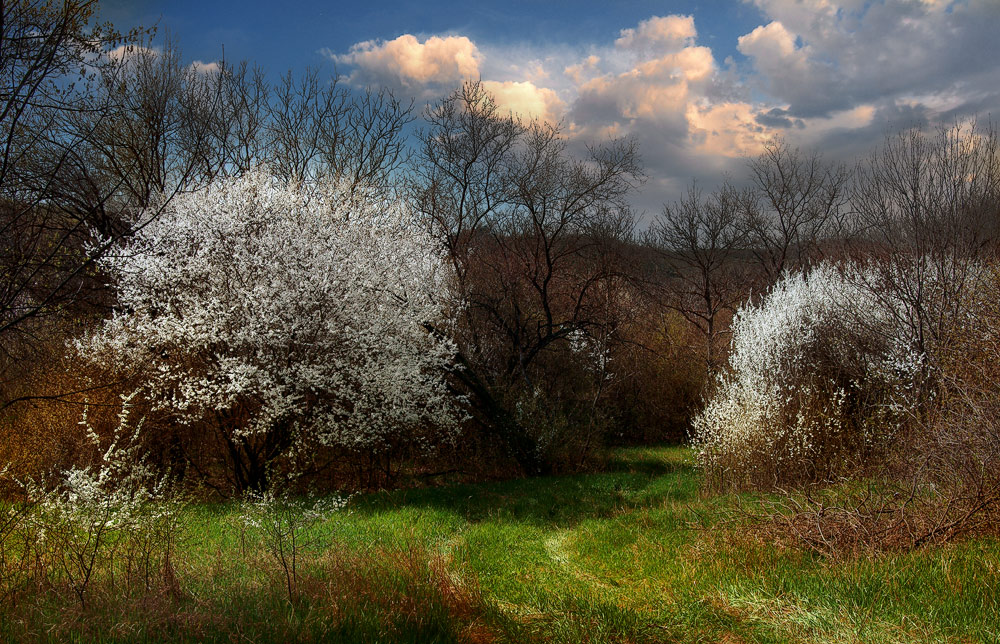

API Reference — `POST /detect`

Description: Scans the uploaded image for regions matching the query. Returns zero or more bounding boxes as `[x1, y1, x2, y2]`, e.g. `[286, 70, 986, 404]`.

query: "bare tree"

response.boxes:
[850, 119, 1000, 359]
[0, 0, 145, 404]
[742, 138, 852, 283]
[649, 183, 748, 371]
[209, 60, 270, 177]
[265, 68, 413, 192]
[316, 82, 413, 195]
[40, 37, 222, 232]
[413, 80, 643, 472]
[265, 68, 345, 184]
[0, 0, 139, 200]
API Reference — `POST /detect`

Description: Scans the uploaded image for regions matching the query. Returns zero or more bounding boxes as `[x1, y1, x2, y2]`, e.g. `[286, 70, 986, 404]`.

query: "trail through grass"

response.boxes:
[3, 446, 998, 642]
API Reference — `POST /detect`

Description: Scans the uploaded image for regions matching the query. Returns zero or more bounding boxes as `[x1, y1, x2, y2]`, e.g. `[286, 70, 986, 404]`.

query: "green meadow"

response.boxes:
[3, 446, 998, 643]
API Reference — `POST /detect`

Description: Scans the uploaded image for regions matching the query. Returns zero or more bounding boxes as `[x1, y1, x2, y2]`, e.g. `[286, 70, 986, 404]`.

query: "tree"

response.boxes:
[21, 35, 223, 250]
[413, 81, 642, 472]
[1, 25, 415, 414]
[649, 182, 748, 371]
[0, 0, 142, 406]
[741, 138, 851, 283]
[1, 0, 137, 203]
[2, 31, 226, 414]
[263, 69, 413, 193]
[78, 171, 462, 493]
[850, 119, 1000, 359]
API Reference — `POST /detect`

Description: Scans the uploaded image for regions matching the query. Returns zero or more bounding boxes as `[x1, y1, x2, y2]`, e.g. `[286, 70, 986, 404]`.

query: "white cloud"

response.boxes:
[569, 41, 720, 126]
[328, 34, 481, 93]
[737, 21, 831, 117]
[106, 44, 158, 62]
[481, 80, 565, 124]
[190, 60, 220, 75]
[615, 14, 696, 55]
[737, 21, 799, 62]
[564, 55, 601, 84]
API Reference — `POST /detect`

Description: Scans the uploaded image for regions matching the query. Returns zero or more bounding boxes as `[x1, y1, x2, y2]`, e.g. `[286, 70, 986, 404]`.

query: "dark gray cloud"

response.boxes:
[755, 108, 805, 129]
[739, 0, 1000, 119]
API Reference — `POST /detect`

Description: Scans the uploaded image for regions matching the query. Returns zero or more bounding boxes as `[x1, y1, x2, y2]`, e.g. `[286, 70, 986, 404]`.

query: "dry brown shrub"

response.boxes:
[750, 269, 1000, 557]
[750, 412, 1000, 557]
[0, 346, 127, 488]
[744, 474, 997, 558]
[304, 545, 497, 642]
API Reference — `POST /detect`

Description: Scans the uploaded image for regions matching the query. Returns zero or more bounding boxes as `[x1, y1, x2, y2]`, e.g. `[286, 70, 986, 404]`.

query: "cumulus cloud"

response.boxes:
[566, 13, 774, 184]
[739, 0, 1000, 118]
[324, 3, 1000, 207]
[736, 21, 834, 117]
[328, 34, 481, 93]
[570, 36, 716, 127]
[615, 14, 696, 55]
[327, 16, 756, 160]
[481, 80, 565, 124]
[737, 21, 799, 66]
[564, 55, 601, 85]
[325, 15, 774, 210]
[687, 101, 772, 158]
[327, 33, 570, 123]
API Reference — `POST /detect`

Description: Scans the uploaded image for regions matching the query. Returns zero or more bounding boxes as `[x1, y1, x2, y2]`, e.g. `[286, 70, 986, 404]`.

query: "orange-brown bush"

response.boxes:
[0, 330, 123, 487]
[749, 267, 1000, 555]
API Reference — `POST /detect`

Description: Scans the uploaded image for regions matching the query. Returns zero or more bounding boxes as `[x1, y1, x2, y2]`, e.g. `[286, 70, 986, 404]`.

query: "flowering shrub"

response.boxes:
[78, 171, 462, 492]
[26, 392, 184, 608]
[238, 490, 347, 601]
[0, 462, 34, 606]
[692, 263, 924, 490]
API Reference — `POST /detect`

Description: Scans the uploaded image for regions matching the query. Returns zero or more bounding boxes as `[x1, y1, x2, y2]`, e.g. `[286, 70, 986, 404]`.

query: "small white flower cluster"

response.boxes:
[692, 262, 925, 487]
[78, 171, 463, 464]
[238, 489, 347, 533]
[36, 391, 168, 531]
[23, 393, 182, 606]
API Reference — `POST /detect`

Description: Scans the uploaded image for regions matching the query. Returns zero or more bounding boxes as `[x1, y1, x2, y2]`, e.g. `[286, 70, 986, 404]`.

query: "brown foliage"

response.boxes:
[753, 268, 1000, 556]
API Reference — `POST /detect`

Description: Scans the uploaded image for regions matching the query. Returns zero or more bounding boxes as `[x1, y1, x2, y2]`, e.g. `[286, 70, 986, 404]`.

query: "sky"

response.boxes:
[100, 0, 1000, 213]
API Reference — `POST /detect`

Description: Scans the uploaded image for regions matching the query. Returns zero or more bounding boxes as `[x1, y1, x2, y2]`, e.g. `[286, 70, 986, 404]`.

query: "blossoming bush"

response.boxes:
[78, 171, 462, 492]
[692, 263, 924, 491]
[21, 393, 184, 609]
[0, 462, 34, 606]
[238, 489, 347, 602]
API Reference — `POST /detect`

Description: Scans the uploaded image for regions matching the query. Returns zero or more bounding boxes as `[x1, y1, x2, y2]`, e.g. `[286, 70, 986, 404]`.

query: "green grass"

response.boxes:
[3, 445, 999, 642]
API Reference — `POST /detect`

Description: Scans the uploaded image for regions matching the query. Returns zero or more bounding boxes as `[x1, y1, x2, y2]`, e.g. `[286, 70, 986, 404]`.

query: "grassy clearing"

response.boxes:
[2, 446, 998, 642]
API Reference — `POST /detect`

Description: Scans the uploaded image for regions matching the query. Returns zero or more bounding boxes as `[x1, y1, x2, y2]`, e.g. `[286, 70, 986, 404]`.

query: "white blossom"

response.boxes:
[78, 171, 463, 474]
[692, 262, 925, 485]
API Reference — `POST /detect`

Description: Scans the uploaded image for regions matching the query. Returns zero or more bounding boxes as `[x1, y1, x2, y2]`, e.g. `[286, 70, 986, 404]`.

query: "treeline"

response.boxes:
[0, 3, 675, 494]
[3, 0, 1000, 545]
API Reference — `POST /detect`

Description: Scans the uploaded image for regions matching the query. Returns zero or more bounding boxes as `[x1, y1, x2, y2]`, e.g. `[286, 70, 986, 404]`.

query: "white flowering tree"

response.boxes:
[692, 262, 924, 490]
[79, 171, 462, 493]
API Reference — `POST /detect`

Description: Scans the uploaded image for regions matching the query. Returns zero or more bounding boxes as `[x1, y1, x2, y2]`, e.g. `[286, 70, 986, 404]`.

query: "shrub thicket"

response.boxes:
[693, 262, 924, 491]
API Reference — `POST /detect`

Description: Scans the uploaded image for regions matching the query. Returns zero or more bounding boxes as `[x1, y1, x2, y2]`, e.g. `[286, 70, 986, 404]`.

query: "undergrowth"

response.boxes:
[1, 446, 997, 643]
